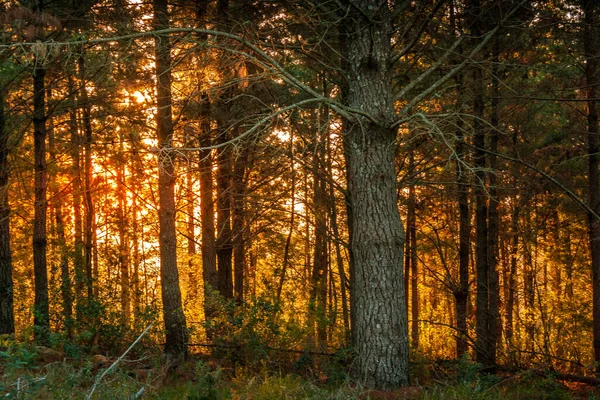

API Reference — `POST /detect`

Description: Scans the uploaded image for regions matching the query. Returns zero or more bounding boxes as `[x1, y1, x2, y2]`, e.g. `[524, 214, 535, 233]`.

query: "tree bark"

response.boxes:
[341, 1, 409, 388]
[584, 0, 600, 371]
[33, 61, 50, 344]
[154, 0, 188, 361]
[487, 35, 501, 364]
[470, 0, 493, 367]
[0, 85, 14, 335]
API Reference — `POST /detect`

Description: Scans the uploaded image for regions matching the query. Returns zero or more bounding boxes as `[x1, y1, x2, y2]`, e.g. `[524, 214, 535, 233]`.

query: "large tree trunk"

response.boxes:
[584, 0, 600, 370]
[33, 62, 50, 344]
[154, 0, 188, 361]
[0, 85, 14, 335]
[342, 1, 409, 388]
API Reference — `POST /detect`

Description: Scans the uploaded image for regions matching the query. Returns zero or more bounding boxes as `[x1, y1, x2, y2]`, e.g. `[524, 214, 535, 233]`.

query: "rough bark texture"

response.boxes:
[584, 0, 600, 370]
[342, 1, 409, 389]
[0, 86, 14, 335]
[154, 0, 188, 360]
[33, 62, 50, 344]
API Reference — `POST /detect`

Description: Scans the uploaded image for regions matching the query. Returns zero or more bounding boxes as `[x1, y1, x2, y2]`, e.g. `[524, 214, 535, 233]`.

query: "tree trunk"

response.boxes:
[454, 78, 470, 358]
[198, 91, 218, 337]
[215, 0, 234, 301]
[407, 172, 418, 350]
[154, 0, 188, 361]
[584, 0, 600, 370]
[68, 73, 85, 314]
[342, 1, 409, 388]
[117, 134, 130, 327]
[33, 62, 50, 344]
[78, 54, 95, 303]
[232, 150, 247, 304]
[470, 0, 493, 366]
[486, 35, 501, 364]
[47, 85, 73, 338]
[311, 111, 328, 351]
[0, 85, 14, 335]
[328, 126, 350, 345]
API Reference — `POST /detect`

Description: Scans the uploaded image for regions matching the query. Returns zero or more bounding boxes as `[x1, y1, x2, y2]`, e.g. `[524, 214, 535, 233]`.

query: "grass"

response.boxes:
[1, 344, 599, 399]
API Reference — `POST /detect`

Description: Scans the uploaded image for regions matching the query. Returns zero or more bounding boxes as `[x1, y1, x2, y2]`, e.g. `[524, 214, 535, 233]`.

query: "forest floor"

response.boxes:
[1, 344, 600, 399]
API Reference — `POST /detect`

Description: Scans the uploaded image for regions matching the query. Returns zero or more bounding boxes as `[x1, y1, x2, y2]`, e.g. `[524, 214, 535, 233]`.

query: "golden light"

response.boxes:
[133, 91, 146, 103]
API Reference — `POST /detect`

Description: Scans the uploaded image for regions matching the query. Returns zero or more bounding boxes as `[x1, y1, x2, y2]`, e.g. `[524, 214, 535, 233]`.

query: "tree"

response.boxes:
[583, 0, 600, 371]
[154, 0, 188, 361]
[0, 75, 14, 336]
[339, 0, 410, 388]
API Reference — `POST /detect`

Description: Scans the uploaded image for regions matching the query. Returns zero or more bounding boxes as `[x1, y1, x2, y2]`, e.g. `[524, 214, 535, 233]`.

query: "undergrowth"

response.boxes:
[1, 337, 598, 399]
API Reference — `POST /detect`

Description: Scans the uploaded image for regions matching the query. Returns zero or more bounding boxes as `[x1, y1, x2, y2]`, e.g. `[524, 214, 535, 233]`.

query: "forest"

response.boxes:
[1, 0, 600, 398]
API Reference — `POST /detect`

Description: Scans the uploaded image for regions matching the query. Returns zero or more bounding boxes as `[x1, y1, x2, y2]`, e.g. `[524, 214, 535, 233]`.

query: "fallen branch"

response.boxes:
[85, 324, 153, 400]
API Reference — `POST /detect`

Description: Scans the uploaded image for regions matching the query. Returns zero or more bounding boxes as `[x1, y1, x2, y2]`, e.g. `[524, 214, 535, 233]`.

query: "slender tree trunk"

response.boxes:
[198, 92, 218, 337]
[407, 173, 418, 350]
[277, 130, 295, 303]
[487, 36, 501, 364]
[78, 54, 95, 303]
[68, 74, 84, 314]
[342, 1, 409, 388]
[215, 125, 233, 300]
[47, 85, 73, 338]
[154, 0, 188, 361]
[328, 127, 350, 345]
[33, 61, 50, 344]
[471, 0, 492, 366]
[0, 85, 14, 335]
[215, 0, 233, 301]
[117, 135, 130, 327]
[584, 0, 600, 371]
[455, 87, 470, 358]
[311, 112, 328, 351]
[232, 151, 247, 304]
[185, 157, 198, 301]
